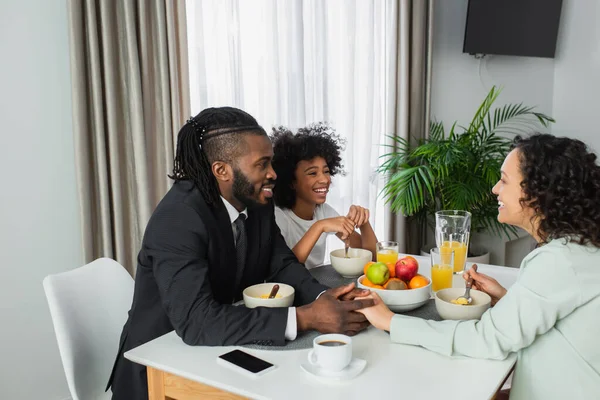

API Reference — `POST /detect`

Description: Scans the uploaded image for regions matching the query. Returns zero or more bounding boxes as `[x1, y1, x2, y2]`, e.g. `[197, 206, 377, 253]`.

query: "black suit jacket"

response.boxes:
[108, 181, 328, 400]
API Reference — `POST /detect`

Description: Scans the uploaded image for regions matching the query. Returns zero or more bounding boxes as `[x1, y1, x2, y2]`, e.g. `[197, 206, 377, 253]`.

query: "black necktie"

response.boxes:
[233, 214, 247, 291]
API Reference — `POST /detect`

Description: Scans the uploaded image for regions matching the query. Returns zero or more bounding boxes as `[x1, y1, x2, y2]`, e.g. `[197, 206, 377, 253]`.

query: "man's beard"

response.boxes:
[232, 168, 271, 209]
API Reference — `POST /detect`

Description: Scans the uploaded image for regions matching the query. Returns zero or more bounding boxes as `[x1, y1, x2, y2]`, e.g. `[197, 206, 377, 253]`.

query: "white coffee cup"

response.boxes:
[307, 334, 352, 372]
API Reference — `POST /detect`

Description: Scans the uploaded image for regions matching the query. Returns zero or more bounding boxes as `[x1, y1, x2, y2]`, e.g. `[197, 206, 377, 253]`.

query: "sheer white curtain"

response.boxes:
[186, 0, 399, 250]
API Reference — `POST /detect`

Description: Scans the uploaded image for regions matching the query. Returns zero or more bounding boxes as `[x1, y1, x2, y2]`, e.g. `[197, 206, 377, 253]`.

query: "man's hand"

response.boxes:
[337, 282, 370, 301]
[297, 284, 374, 336]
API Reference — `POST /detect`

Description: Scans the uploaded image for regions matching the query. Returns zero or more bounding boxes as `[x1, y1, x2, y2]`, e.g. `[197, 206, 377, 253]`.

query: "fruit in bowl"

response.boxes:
[362, 258, 428, 290]
[357, 275, 430, 312]
[383, 278, 407, 290]
[366, 262, 389, 285]
[356, 256, 430, 312]
[395, 256, 419, 282]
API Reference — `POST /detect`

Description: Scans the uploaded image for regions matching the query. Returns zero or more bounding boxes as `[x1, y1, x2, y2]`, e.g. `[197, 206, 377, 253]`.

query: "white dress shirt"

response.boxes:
[220, 197, 298, 340]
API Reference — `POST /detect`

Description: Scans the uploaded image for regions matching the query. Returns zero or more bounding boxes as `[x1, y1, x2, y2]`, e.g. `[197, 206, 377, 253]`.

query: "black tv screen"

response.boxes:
[463, 0, 563, 58]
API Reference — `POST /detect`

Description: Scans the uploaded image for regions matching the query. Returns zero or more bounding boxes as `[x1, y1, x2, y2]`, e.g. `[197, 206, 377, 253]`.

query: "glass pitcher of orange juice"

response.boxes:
[435, 210, 471, 274]
[430, 247, 454, 292]
[376, 241, 399, 264]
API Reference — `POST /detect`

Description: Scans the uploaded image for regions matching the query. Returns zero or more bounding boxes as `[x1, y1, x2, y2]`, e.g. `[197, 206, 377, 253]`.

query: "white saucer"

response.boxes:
[300, 358, 367, 381]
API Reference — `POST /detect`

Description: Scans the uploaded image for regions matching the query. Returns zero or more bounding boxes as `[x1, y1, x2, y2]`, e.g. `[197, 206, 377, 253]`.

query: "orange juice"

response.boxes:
[377, 249, 398, 265]
[441, 241, 468, 273]
[431, 264, 453, 292]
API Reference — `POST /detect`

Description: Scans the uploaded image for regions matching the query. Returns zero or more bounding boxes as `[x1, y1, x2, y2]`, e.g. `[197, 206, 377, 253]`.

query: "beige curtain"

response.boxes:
[385, 0, 434, 254]
[67, 0, 191, 275]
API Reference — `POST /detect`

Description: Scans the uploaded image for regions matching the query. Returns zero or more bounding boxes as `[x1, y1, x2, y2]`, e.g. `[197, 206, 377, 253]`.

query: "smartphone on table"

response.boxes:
[217, 349, 277, 378]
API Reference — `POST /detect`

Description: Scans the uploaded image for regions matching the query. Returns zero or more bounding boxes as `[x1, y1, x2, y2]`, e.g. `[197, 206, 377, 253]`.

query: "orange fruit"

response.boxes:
[385, 262, 396, 278]
[408, 274, 430, 289]
[361, 276, 384, 290]
[361, 276, 374, 286]
[363, 261, 375, 276]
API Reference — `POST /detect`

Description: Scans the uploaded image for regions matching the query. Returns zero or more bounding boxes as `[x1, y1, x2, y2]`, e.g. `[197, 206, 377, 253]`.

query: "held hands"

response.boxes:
[355, 293, 394, 332]
[297, 283, 374, 336]
[463, 264, 507, 305]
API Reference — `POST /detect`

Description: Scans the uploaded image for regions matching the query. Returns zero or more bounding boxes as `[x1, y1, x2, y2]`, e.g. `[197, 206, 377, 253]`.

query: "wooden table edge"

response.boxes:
[147, 366, 249, 400]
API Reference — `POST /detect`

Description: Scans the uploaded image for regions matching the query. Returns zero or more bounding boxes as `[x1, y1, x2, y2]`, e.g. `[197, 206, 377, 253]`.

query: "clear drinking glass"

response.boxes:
[376, 241, 399, 264]
[430, 247, 454, 292]
[435, 210, 472, 274]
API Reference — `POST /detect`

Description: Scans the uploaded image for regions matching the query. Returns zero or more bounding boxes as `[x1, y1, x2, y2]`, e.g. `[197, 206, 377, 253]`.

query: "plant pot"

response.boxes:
[420, 243, 490, 264]
[466, 249, 490, 264]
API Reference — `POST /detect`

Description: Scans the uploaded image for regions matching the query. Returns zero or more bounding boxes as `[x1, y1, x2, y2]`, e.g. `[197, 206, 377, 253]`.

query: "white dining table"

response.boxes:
[125, 254, 519, 400]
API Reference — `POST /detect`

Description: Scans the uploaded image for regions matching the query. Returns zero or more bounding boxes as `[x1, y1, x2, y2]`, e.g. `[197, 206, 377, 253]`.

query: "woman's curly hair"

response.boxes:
[270, 122, 346, 209]
[512, 133, 600, 248]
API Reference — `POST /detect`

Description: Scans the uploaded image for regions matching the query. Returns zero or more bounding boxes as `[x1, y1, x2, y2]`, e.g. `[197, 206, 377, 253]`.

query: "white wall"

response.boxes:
[552, 0, 600, 154]
[430, 0, 559, 266]
[431, 0, 556, 126]
[431, 0, 599, 266]
[0, 1, 81, 399]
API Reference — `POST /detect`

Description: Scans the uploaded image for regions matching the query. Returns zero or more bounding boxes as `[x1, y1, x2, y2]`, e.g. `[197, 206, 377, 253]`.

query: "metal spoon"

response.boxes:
[455, 264, 478, 305]
[344, 241, 350, 258]
[268, 284, 280, 299]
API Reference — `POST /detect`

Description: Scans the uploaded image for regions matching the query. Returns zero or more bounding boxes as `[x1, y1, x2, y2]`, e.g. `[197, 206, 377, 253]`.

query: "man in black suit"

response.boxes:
[107, 107, 374, 399]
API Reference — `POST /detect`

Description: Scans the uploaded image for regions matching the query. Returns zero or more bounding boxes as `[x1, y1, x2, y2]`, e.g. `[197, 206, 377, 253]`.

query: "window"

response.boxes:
[186, 0, 398, 255]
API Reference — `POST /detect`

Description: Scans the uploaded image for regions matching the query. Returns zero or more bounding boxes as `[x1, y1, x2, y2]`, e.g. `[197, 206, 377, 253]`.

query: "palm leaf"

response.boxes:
[429, 121, 445, 141]
[483, 103, 554, 137]
[377, 85, 554, 241]
[381, 165, 434, 215]
[468, 86, 501, 133]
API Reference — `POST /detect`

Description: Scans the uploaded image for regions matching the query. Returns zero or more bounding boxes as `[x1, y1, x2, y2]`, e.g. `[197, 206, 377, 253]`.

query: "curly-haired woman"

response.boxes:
[270, 123, 377, 269]
[356, 134, 600, 399]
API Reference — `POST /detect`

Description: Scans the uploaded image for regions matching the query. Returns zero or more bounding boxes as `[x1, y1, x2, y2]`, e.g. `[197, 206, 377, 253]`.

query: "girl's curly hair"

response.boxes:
[512, 133, 600, 248]
[270, 122, 346, 209]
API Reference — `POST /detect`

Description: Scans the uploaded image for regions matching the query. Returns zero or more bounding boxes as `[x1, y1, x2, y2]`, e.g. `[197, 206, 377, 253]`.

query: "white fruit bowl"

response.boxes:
[356, 275, 431, 312]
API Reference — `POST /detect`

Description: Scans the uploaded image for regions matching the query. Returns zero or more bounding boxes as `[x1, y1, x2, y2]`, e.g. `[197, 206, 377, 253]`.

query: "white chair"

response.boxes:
[43, 258, 134, 400]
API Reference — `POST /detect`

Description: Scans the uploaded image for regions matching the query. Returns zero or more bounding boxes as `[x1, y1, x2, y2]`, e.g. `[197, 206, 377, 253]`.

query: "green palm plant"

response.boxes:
[378, 86, 554, 241]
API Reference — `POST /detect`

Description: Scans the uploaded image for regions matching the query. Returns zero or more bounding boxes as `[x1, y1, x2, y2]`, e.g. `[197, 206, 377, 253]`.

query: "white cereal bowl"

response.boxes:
[243, 283, 295, 308]
[356, 275, 431, 312]
[330, 248, 373, 278]
[434, 288, 491, 320]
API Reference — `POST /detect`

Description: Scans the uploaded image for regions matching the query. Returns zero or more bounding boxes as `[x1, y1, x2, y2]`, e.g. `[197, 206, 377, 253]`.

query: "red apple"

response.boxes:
[395, 256, 419, 282]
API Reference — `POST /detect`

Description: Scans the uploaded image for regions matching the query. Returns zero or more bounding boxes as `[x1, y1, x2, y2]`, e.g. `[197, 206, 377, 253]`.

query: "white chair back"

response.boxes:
[43, 258, 133, 400]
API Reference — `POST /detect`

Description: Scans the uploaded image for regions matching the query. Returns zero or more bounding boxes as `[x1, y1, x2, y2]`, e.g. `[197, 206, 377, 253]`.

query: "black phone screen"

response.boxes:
[219, 350, 274, 373]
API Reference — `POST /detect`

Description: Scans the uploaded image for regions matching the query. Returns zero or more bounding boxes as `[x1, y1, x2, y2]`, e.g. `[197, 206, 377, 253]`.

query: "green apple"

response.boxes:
[366, 262, 390, 285]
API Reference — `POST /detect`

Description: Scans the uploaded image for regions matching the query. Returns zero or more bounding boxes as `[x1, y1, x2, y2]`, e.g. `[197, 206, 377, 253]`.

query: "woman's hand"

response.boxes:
[318, 216, 355, 240]
[355, 293, 394, 332]
[346, 205, 370, 228]
[463, 264, 507, 305]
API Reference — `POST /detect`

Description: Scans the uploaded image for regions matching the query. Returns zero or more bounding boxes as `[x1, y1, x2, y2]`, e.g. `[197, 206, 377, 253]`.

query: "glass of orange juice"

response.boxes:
[435, 210, 471, 274]
[430, 247, 454, 292]
[376, 241, 399, 264]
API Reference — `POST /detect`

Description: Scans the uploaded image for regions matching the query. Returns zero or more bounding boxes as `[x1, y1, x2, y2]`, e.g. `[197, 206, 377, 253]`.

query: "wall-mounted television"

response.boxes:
[463, 0, 563, 58]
